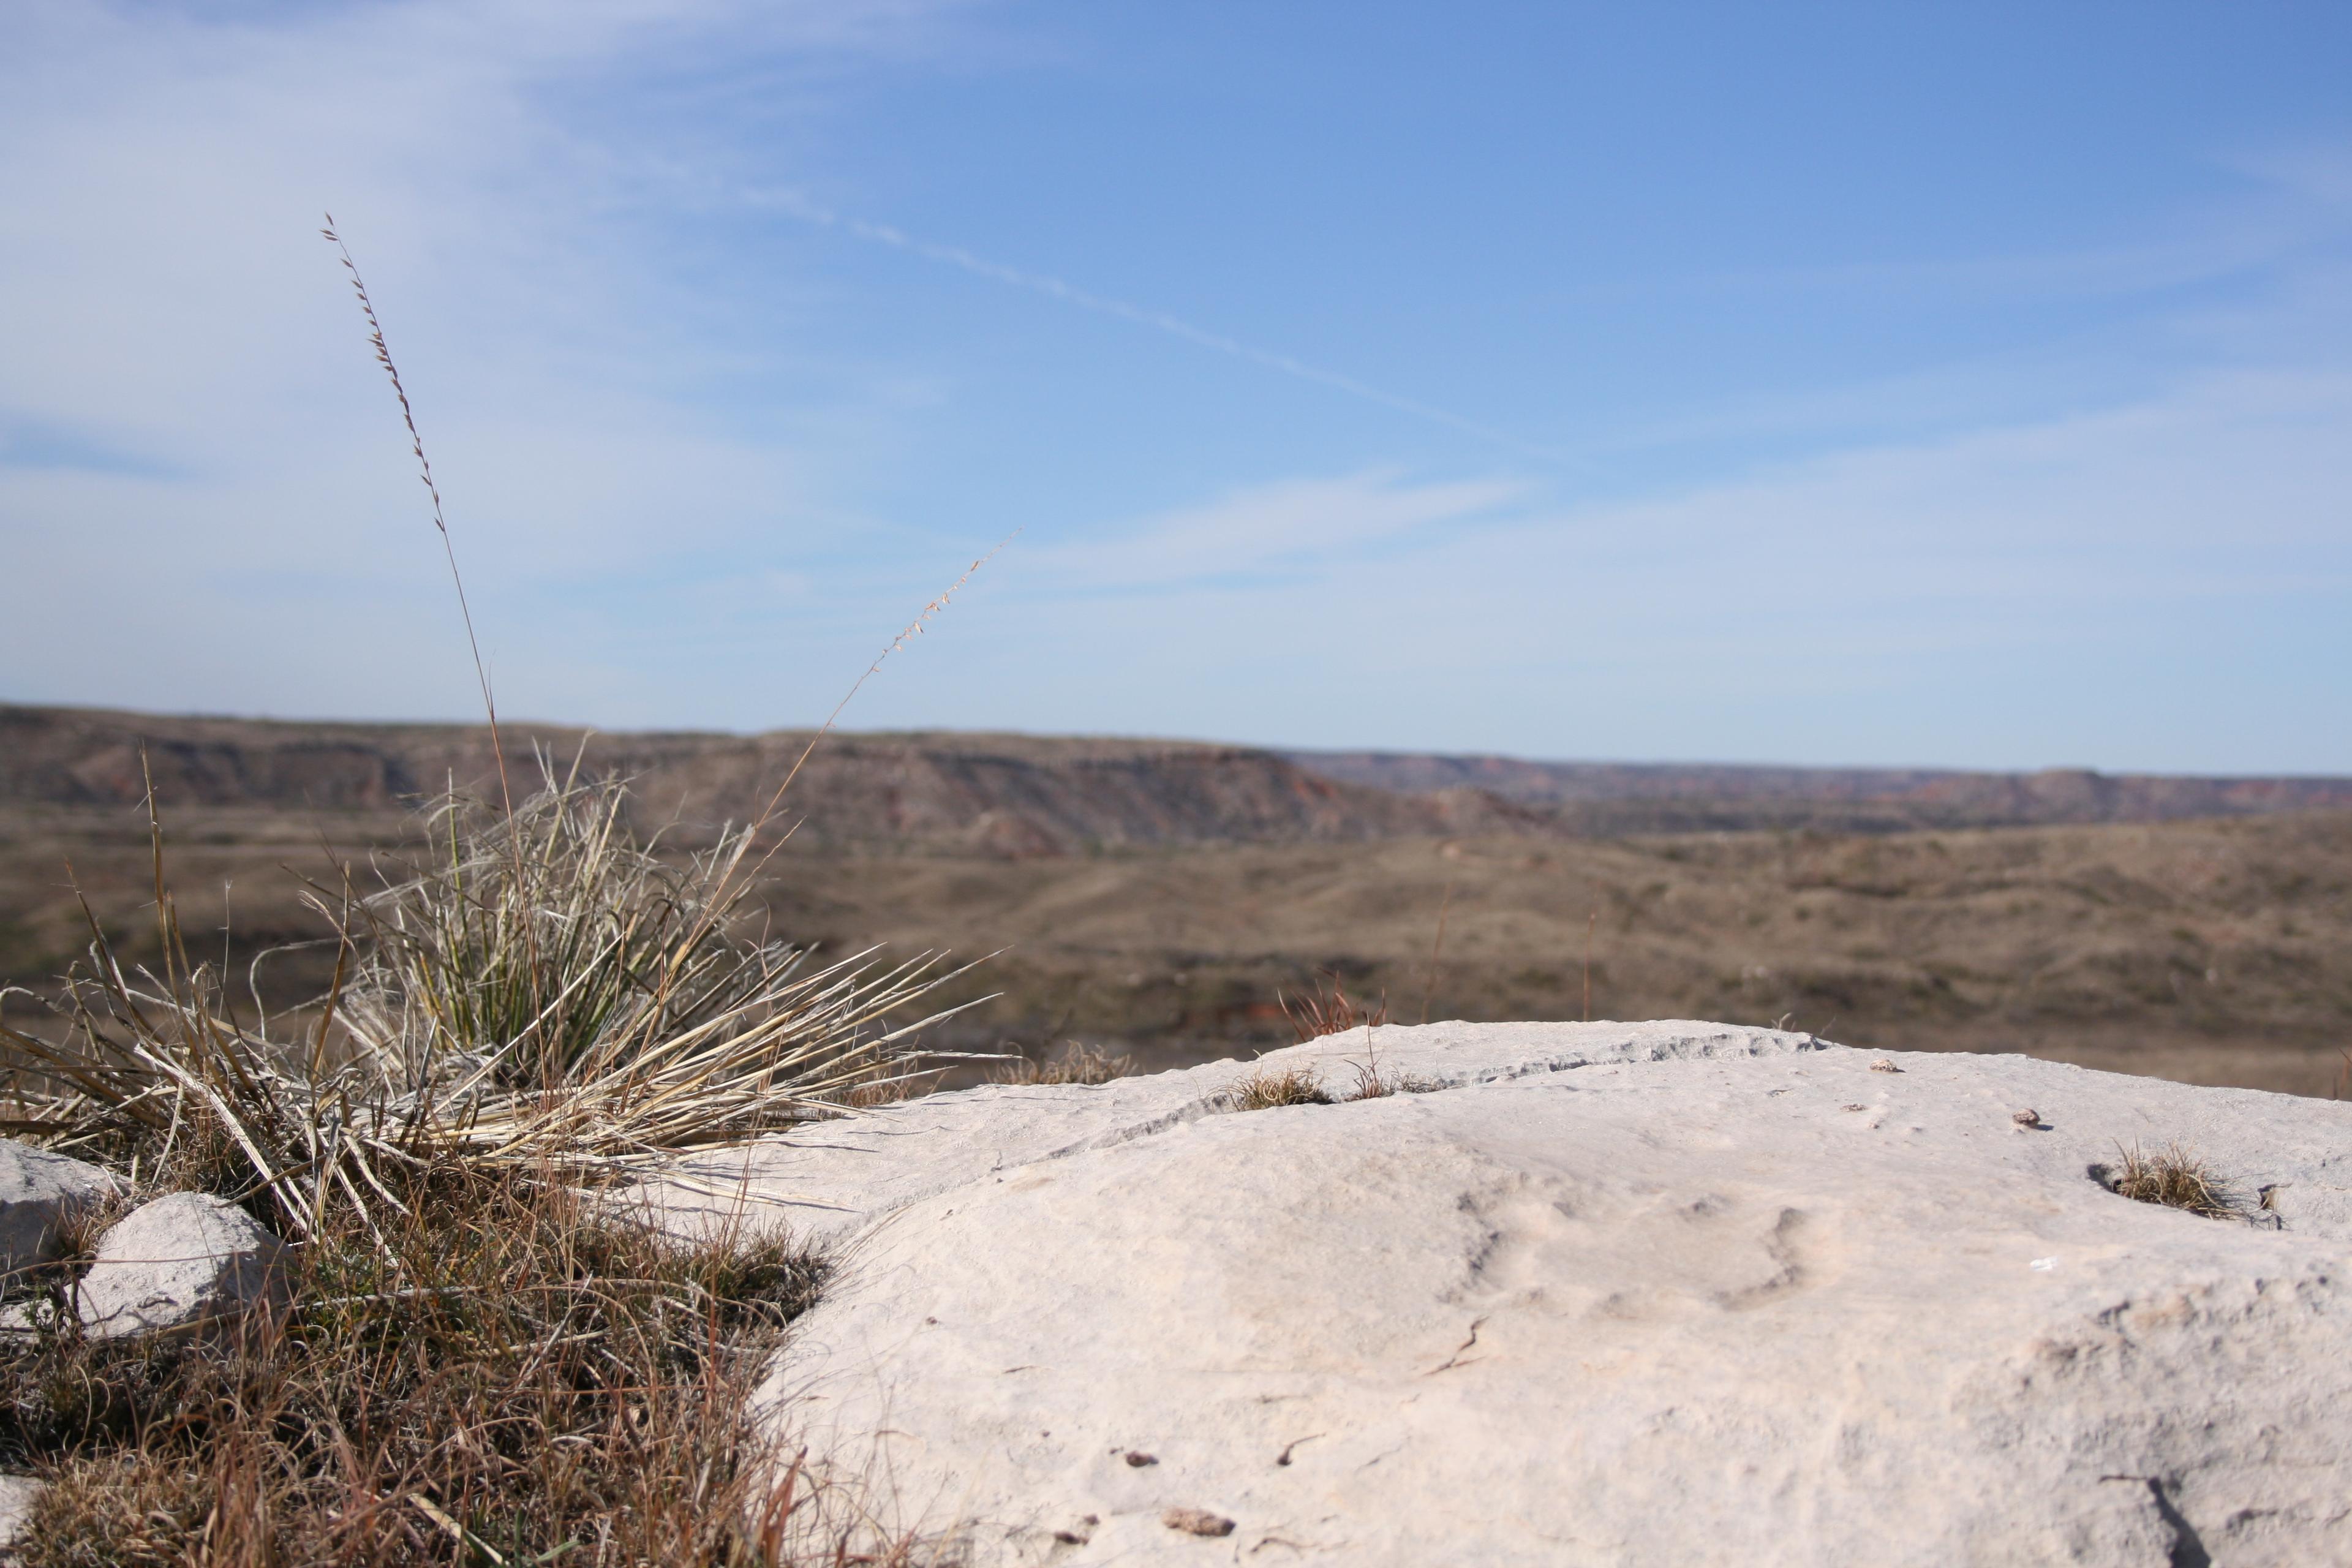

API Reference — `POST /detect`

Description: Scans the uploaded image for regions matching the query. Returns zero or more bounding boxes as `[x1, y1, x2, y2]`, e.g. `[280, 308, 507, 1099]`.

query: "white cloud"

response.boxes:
[1030, 472, 1526, 590]
[922, 368, 2352, 771]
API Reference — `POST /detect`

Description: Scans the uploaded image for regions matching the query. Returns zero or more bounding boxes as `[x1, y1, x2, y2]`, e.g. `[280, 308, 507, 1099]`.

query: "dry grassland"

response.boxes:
[8, 800, 2348, 1097]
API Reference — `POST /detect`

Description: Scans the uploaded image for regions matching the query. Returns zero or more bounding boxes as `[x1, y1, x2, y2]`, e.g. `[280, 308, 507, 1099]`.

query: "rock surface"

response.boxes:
[0, 1474, 40, 1559]
[0, 1139, 117, 1278]
[661, 1021, 2352, 1566]
[77, 1191, 285, 1341]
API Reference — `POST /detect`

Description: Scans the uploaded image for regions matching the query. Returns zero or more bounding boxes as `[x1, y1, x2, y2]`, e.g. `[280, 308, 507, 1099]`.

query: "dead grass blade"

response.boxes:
[1280, 971, 1389, 1043]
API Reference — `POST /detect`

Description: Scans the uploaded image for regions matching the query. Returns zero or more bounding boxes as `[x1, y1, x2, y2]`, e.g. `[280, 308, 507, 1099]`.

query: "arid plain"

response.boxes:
[4, 703, 2348, 1098]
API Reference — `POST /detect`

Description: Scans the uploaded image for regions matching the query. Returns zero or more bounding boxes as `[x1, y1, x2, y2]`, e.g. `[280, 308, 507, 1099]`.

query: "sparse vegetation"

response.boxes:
[1, 1166, 921, 1567]
[1280, 971, 1388, 1042]
[1233, 1063, 1330, 1110]
[12, 754, 2352, 1098]
[2105, 1140, 2237, 1219]
[1341, 1059, 1441, 1099]
[990, 1039, 1134, 1087]
[0, 777, 965, 1564]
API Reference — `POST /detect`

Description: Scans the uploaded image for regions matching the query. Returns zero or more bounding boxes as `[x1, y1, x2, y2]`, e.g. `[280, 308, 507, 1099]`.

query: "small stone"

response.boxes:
[1842, 1104, 1868, 1112]
[0, 1138, 119, 1275]
[2013, 1109, 2041, 1128]
[1869, 1059, 1902, 1073]
[78, 1192, 286, 1341]
[1162, 1507, 1235, 1537]
[1125, 1449, 1158, 1467]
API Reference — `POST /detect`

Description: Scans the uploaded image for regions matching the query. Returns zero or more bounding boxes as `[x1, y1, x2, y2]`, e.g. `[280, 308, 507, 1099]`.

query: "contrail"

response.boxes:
[749, 189, 1555, 462]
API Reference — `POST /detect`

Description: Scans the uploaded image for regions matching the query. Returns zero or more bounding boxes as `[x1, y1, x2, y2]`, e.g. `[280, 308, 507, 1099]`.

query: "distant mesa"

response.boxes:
[1284, 748, 2352, 835]
[4, 703, 2348, 852]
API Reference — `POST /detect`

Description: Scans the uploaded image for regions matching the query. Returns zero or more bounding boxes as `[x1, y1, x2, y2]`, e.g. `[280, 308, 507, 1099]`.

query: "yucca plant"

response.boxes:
[338, 766, 980, 1112]
[0, 765, 987, 1243]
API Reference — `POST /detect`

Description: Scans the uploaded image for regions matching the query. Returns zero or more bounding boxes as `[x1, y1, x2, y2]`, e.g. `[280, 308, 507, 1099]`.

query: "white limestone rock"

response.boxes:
[77, 1191, 285, 1341]
[0, 1139, 118, 1276]
[0, 1474, 41, 1559]
[673, 1021, 2352, 1567]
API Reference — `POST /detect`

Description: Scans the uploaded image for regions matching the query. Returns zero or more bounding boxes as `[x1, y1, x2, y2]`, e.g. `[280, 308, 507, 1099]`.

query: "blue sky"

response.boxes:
[2, 1, 2349, 771]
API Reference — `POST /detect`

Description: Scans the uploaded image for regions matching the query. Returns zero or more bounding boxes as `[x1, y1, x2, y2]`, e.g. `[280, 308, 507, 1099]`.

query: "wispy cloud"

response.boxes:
[746, 188, 1561, 462]
[2, 3, 2348, 771]
[0, 0, 983, 723]
[953, 367, 2352, 769]
[1030, 471, 1525, 590]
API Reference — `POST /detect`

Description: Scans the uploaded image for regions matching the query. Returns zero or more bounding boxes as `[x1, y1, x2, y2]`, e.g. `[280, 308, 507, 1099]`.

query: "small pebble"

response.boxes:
[1163, 1508, 1235, 1537]
[2013, 1109, 2041, 1127]
[1842, 1103, 1868, 1112]
[1125, 1450, 1158, 1468]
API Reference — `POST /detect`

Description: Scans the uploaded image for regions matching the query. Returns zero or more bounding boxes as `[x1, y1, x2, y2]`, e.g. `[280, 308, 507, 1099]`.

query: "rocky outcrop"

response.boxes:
[10, 703, 2350, 850]
[0, 703, 1538, 851]
[657, 1022, 2352, 1566]
[1295, 750, 2352, 832]
[0, 1141, 117, 1276]
[77, 1191, 285, 1341]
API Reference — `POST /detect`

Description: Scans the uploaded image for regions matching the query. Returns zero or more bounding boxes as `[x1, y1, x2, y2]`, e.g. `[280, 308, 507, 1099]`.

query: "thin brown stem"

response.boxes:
[319, 218, 516, 823]
[1417, 875, 1455, 1027]
[1583, 908, 1594, 1022]
[753, 530, 1020, 835]
[699, 532, 1020, 933]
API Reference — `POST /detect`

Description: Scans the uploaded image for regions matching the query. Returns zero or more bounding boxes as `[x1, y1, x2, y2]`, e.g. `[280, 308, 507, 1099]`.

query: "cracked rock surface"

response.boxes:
[661, 1020, 2352, 1566]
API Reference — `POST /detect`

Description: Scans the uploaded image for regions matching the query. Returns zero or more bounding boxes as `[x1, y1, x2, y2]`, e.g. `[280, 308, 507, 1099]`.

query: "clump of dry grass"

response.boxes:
[1, 1164, 917, 1566]
[989, 1040, 1134, 1087]
[1280, 971, 1387, 1043]
[0, 769, 984, 1242]
[1339, 1048, 1441, 1101]
[2106, 1140, 2236, 1219]
[0, 775, 981, 1561]
[1234, 1063, 1330, 1110]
